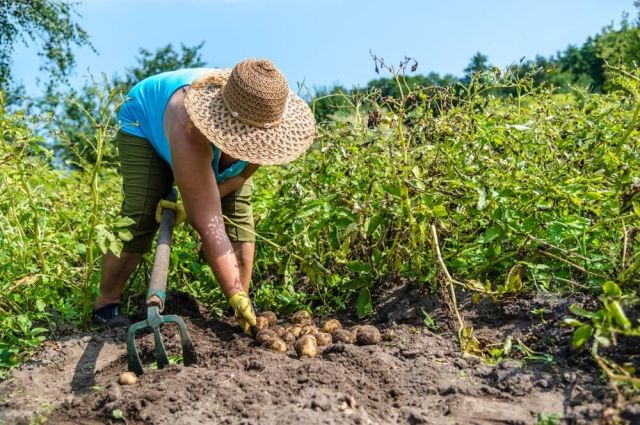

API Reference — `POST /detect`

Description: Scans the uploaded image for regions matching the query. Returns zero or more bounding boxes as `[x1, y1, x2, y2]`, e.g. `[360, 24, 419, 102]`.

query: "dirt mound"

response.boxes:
[0, 287, 629, 424]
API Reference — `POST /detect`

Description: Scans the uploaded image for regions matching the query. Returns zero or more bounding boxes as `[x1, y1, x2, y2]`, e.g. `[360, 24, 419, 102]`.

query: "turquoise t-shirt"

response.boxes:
[118, 68, 248, 183]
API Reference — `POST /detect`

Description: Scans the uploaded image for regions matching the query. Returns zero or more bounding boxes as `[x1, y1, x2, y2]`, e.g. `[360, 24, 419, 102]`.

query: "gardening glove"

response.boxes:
[228, 291, 257, 335]
[155, 199, 187, 225]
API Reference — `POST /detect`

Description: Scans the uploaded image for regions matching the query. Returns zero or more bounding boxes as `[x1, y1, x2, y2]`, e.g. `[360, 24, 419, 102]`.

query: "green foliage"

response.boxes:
[463, 52, 492, 83]
[0, 91, 123, 370]
[0, 0, 92, 90]
[536, 412, 561, 425]
[253, 64, 640, 320]
[566, 280, 640, 390]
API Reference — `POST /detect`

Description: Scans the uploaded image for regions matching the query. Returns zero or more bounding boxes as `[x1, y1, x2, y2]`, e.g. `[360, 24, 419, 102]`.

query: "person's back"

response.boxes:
[118, 68, 213, 166]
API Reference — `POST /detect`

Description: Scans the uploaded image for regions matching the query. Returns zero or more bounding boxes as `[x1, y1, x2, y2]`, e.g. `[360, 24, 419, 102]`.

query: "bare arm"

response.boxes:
[168, 117, 243, 298]
[217, 163, 260, 199]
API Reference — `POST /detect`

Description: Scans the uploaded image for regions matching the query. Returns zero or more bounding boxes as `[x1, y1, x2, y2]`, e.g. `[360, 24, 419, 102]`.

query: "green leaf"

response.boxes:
[562, 318, 584, 327]
[481, 227, 502, 243]
[433, 204, 448, 218]
[356, 287, 372, 318]
[522, 217, 536, 233]
[608, 300, 632, 329]
[110, 239, 123, 257]
[35, 299, 46, 312]
[117, 230, 133, 242]
[112, 409, 124, 419]
[569, 304, 595, 319]
[476, 188, 487, 210]
[572, 324, 594, 349]
[602, 281, 622, 297]
[114, 216, 135, 228]
[347, 261, 372, 273]
[366, 213, 385, 236]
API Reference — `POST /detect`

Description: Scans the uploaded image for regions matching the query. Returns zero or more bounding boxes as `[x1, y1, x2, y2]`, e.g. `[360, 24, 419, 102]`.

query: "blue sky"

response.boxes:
[12, 0, 636, 95]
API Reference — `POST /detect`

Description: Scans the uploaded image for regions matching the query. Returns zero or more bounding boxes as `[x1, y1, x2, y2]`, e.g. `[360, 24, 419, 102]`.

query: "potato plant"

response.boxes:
[0, 64, 638, 392]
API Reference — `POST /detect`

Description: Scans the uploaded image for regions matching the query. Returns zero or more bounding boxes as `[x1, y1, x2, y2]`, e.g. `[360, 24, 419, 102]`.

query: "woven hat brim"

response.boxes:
[184, 73, 316, 166]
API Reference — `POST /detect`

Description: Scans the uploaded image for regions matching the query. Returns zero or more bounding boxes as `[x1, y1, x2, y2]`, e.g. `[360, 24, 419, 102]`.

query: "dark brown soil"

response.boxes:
[0, 285, 634, 425]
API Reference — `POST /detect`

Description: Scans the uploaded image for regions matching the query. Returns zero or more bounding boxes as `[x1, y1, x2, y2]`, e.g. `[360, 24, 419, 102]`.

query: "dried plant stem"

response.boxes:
[17, 167, 46, 273]
[538, 249, 608, 279]
[429, 224, 464, 332]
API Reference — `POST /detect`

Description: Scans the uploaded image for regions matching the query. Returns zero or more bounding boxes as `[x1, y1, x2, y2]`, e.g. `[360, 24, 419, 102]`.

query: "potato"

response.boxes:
[333, 329, 353, 344]
[382, 329, 396, 341]
[258, 311, 278, 327]
[300, 324, 318, 336]
[118, 372, 137, 385]
[254, 316, 270, 332]
[350, 325, 360, 341]
[298, 318, 315, 327]
[291, 310, 312, 324]
[355, 325, 381, 345]
[295, 335, 318, 358]
[272, 325, 286, 337]
[321, 319, 342, 335]
[282, 332, 296, 344]
[268, 338, 287, 353]
[255, 329, 278, 346]
[287, 325, 302, 338]
[315, 332, 332, 346]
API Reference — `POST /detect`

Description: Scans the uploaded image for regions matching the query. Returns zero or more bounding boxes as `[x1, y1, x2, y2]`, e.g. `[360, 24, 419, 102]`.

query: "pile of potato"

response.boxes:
[252, 310, 383, 358]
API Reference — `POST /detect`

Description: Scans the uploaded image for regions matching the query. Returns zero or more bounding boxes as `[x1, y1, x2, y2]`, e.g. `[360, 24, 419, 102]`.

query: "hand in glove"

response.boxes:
[155, 199, 187, 225]
[228, 291, 257, 334]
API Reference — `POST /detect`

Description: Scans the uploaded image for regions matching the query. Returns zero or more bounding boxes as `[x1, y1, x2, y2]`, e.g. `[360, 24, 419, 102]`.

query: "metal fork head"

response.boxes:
[127, 306, 198, 376]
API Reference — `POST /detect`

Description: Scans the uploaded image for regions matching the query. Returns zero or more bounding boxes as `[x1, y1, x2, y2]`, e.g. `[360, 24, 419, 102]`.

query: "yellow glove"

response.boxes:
[155, 200, 187, 225]
[228, 291, 257, 335]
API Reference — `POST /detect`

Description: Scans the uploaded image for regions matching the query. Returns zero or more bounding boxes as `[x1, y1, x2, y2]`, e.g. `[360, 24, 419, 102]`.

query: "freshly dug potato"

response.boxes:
[291, 310, 312, 324]
[258, 311, 278, 327]
[287, 325, 302, 338]
[333, 329, 353, 344]
[255, 329, 278, 346]
[350, 326, 361, 341]
[272, 325, 286, 337]
[355, 325, 381, 345]
[315, 332, 332, 346]
[382, 329, 396, 341]
[282, 332, 296, 344]
[298, 318, 315, 327]
[268, 338, 287, 353]
[254, 316, 270, 332]
[300, 324, 318, 336]
[321, 319, 342, 335]
[118, 372, 137, 385]
[295, 335, 318, 358]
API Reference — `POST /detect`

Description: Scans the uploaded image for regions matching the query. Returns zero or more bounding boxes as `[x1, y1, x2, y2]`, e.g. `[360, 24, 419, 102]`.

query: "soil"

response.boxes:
[0, 285, 636, 425]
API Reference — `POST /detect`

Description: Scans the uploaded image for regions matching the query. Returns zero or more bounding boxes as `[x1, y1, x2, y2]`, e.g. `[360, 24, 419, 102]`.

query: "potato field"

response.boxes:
[0, 60, 638, 424]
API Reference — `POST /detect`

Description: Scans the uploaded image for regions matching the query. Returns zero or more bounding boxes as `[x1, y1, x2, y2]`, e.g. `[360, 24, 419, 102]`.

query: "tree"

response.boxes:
[0, 0, 92, 90]
[111, 42, 206, 91]
[463, 52, 491, 81]
[43, 43, 207, 167]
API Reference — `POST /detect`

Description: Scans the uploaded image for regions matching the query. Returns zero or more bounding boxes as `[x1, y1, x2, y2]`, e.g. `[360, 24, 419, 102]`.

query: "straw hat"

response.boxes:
[184, 59, 316, 165]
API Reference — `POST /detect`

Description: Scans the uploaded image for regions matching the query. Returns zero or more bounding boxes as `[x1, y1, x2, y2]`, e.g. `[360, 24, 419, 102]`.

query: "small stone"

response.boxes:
[536, 378, 553, 389]
[562, 371, 577, 384]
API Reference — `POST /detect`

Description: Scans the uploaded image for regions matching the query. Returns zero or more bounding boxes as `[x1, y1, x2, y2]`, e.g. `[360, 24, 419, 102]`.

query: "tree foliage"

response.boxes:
[0, 0, 92, 90]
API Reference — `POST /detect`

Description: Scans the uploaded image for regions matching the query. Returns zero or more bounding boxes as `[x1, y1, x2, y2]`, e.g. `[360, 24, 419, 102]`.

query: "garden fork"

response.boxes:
[126, 189, 197, 375]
